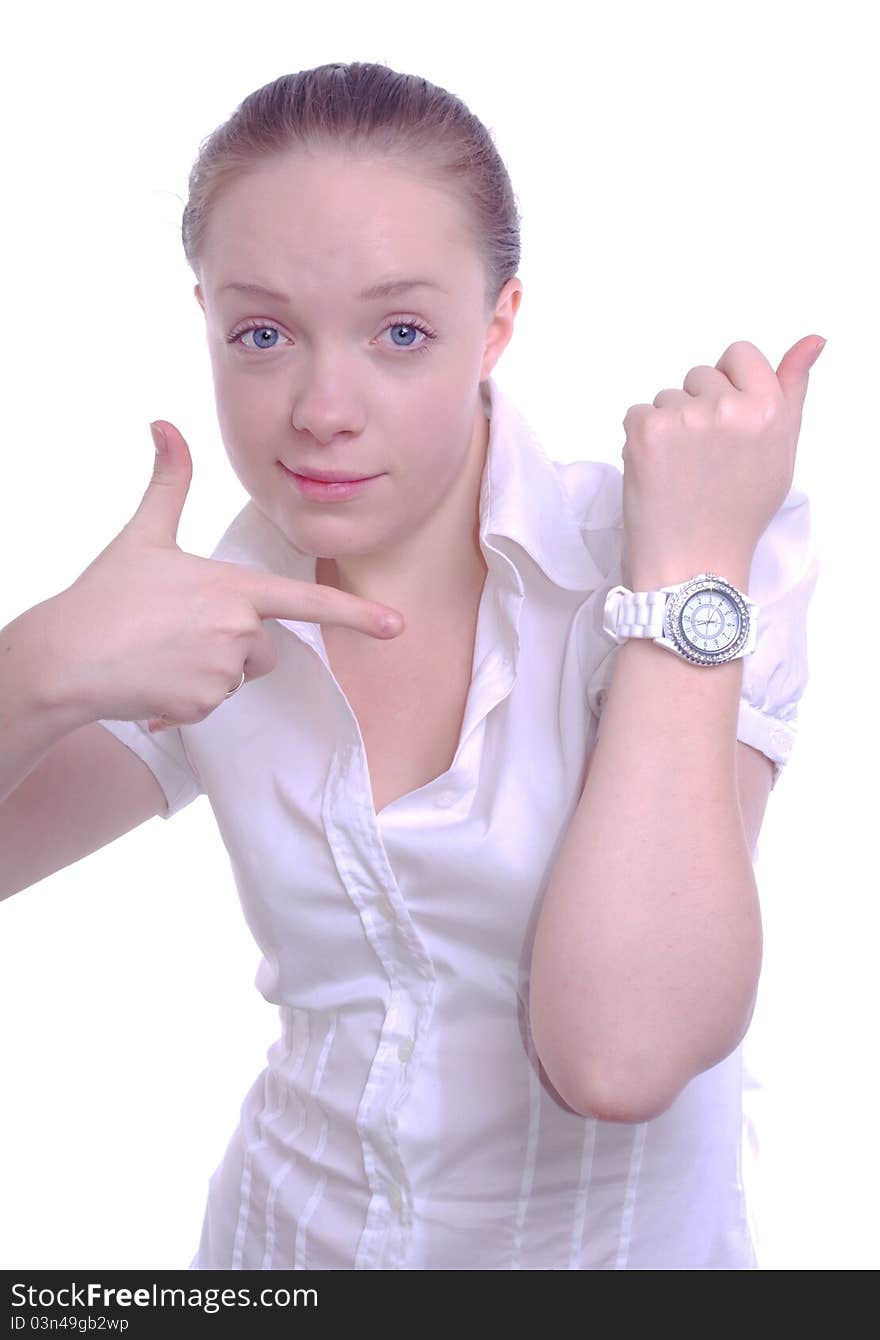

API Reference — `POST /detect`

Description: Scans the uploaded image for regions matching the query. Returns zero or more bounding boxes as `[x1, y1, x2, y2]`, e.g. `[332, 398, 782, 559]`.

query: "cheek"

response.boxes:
[215, 394, 276, 465]
[212, 355, 273, 406]
[405, 427, 469, 501]
[419, 401, 477, 471]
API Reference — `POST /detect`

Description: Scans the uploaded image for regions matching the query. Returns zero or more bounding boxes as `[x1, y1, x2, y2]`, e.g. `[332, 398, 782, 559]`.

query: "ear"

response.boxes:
[480, 276, 523, 380]
[193, 283, 206, 315]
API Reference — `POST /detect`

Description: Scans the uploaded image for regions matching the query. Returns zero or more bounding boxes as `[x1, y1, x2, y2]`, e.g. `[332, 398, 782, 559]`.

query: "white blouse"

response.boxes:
[97, 373, 819, 1269]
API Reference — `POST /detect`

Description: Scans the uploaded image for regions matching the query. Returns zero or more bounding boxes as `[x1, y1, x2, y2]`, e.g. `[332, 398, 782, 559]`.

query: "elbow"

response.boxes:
[543, 1054, 684, 1125]
[530, 1004, 685, 1124]
[569, 1069, 682, 1124]
[563, 1034, 753, 1123]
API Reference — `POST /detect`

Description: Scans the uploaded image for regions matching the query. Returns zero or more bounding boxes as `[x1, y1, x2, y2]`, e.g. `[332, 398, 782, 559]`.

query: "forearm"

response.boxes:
[0, 603, 88, 806]
[529, 576, 761, 1121]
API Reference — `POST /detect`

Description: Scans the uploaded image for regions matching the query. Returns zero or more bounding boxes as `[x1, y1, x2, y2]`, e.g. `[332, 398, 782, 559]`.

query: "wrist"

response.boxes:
[626, 561, 753, 594]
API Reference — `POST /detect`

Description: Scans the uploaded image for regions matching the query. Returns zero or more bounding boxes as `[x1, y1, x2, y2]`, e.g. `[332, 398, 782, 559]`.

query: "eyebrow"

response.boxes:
[218, 277, 445, 303]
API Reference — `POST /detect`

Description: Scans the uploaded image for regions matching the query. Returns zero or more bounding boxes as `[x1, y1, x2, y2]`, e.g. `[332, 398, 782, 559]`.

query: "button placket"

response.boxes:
[324, 733, 436, 1272]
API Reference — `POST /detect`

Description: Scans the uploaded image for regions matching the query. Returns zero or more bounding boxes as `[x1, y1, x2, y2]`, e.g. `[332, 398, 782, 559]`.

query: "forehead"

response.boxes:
[201, 154, 476, 289]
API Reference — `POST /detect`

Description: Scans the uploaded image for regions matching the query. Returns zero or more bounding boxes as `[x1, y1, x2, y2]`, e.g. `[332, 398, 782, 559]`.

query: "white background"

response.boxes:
[1, 0, 876, 1270]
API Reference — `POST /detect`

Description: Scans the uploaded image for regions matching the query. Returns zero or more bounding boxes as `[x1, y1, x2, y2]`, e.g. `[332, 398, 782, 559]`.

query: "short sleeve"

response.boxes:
[95, 718, 204, 819]
[586, 483, 820, 793]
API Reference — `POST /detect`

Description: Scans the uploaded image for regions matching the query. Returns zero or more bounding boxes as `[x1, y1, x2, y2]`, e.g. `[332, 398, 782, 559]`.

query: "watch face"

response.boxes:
[680, 589, 742, 654]
[665, 574, 751, 664]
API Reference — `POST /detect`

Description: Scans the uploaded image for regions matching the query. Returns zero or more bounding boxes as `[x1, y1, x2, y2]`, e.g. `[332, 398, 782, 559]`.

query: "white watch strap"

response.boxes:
[602, 586, 668, 643]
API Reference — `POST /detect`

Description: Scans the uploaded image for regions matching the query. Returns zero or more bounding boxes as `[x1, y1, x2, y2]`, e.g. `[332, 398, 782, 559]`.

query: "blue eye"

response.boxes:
[385, 321, 428, 349]
[232, 325, 283, 351]
[225, 317, 437, 354]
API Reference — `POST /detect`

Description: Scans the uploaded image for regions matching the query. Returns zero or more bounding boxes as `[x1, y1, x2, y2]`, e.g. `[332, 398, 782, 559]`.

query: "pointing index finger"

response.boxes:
[241, 566, 404, 637]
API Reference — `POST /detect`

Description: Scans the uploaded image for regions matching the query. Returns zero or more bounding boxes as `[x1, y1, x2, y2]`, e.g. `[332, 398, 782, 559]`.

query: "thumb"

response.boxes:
[130, 421, 193, 543]
[776, 334, 826, 423]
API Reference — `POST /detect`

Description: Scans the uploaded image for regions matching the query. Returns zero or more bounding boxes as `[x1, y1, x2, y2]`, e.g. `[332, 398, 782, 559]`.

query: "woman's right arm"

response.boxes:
[0, 601, 94, 806]
[1, 419, 407, 902]
[0, 601, 168, 901]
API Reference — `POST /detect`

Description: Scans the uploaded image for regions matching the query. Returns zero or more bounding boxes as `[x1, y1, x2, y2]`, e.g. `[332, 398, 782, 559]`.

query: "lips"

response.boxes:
[287, 466, 379, 483]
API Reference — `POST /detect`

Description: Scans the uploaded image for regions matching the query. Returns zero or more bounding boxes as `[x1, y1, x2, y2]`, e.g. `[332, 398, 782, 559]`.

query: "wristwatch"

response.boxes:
[602, 572, 758, 666]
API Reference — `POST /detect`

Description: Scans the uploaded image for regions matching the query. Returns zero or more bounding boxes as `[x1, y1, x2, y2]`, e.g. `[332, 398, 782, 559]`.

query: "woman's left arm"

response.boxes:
[528, 334, 826, 1124]
[530, 621, 759, 1126]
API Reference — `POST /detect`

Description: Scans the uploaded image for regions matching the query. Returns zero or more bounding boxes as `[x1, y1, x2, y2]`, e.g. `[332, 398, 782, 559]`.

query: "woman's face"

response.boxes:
[194, 151, 520, 576]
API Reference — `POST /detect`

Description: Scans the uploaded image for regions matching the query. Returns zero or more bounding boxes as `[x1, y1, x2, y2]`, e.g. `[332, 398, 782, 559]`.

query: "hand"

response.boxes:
[43, 421, 406, 733]
[619, 334, 826, 590]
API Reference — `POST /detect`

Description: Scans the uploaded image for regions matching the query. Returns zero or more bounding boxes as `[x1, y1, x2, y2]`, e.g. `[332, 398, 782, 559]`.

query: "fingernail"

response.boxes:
[381, 613, 403, 635]
[150, 422, 166, 454]
[812, 337, 827, 360]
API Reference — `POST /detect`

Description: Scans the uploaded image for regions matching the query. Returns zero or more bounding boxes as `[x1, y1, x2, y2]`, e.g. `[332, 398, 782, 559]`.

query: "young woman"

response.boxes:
[0, 61, 822, 1269]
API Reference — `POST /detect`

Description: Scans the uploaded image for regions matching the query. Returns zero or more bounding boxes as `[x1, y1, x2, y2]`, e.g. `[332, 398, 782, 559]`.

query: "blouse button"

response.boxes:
[378, 894, 395, 920]
[397, 1037, 414, 1062]
[388, 1184, 402, 1212]
[436, 789, 457, 807]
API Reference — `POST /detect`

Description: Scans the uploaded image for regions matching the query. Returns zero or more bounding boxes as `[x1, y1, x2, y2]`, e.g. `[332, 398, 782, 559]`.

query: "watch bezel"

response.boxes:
[663, 572, 751, 666]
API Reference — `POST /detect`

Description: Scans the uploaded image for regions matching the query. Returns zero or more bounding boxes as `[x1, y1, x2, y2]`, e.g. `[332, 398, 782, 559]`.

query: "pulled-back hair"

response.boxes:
[181, 61, 522, 317]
